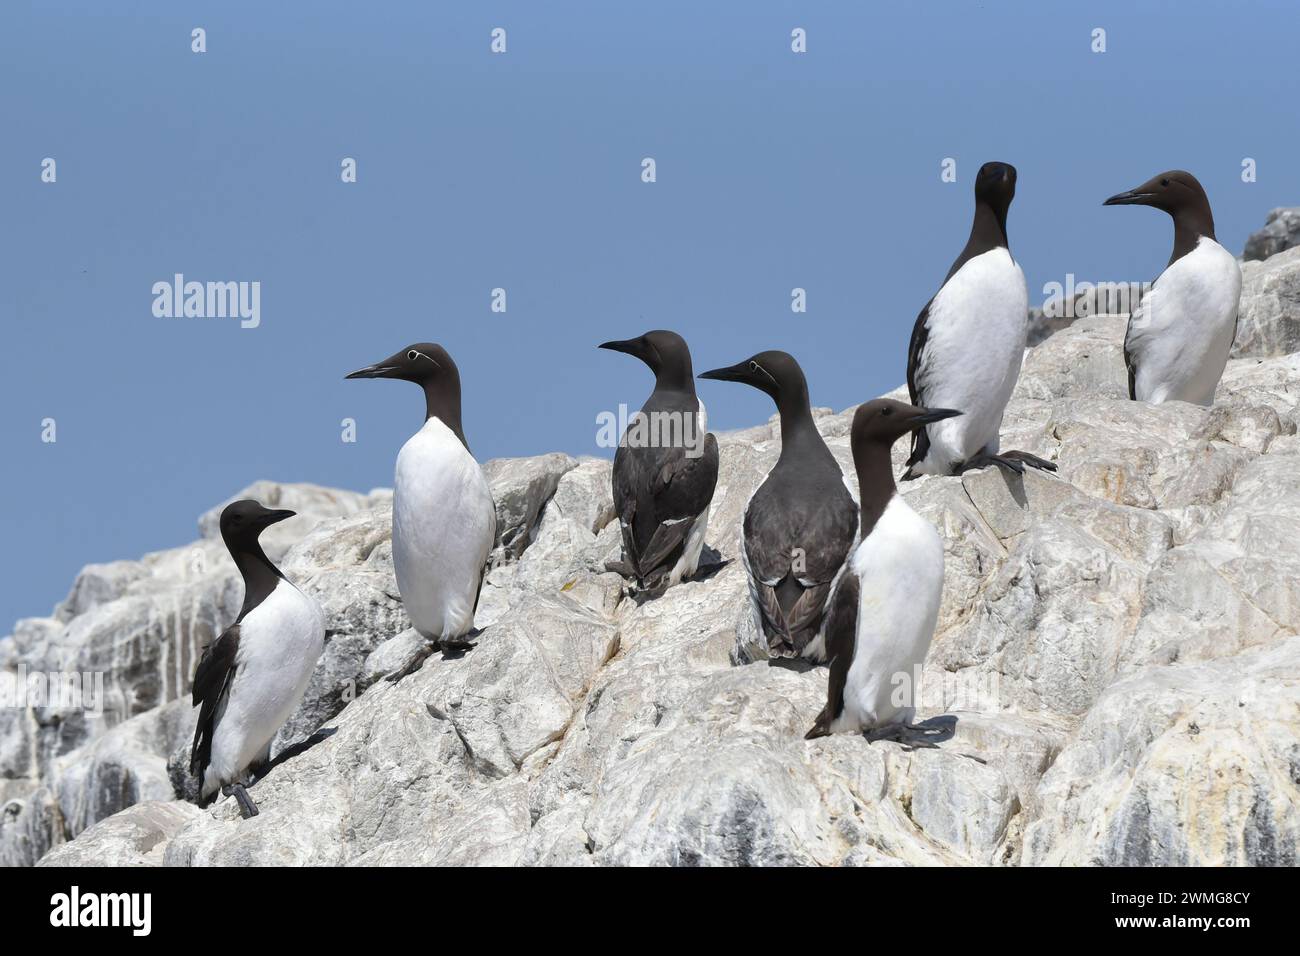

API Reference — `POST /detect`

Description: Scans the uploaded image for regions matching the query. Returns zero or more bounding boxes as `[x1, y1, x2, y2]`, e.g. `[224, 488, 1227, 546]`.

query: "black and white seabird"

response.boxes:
[346, 343, 497, 679]
[806, 399, 960, 740]
[904, 161, 1056, 478]
[699, 351, 858, 661]
[190, 500, 325, 818]
[1103, 170, 1242, 405]
[599, 330, 720, 592]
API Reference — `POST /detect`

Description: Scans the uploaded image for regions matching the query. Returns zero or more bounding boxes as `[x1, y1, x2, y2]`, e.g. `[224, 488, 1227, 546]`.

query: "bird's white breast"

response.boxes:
[918, 248, 1028, 469]
[392, 416, 497, 639]
[834, 496, 944, 731]
[1127, 238, 1241, 406]
[206, 579, 324, 791]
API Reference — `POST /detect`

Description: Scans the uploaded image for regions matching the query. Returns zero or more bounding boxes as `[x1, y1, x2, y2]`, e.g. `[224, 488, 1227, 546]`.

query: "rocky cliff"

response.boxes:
[1244, 207, 1300, 262]
[5, 250, 1300, 868]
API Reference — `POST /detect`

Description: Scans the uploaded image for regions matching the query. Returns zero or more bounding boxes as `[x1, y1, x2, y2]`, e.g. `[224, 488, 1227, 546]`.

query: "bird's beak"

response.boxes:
[598, 339, 640, 358]
[1103, 188, 1153, 206]
[910, 407, 963, 428]
[345, 362, 399, 380]
[698, 361, 749, 383]
[262, 509, 297, 525]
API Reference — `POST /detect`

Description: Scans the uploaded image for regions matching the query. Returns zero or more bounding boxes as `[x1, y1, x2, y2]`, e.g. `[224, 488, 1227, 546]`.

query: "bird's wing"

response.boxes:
[742, 493, 796, 587]
[754, 579, 794, 652]
[782, 580, 836, 655]
[610, 443, 634, 523]
[743, 482, 858, 651]
[905, 299, 936, 470]
[1123, 328, 1138, 400]
[793, 487, 859, 587]
[805, 572, 859, 739]
[743, 483, 857, 588]
[633, 515, 695, 582]
[1125, 282, 1163, 401]
[189, 623, 241, 779]
[621, 434, 719, 581]
[611, 443, 643, 566]
[652, 432, 719, 522]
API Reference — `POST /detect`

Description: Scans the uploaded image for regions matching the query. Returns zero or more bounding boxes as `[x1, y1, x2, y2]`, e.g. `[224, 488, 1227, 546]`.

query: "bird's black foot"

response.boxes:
[957, 452, 1021, 476]
[999, 449, 1057, 472]
[222, 783, 259, 819]
[866, 722, 942, 750]
[958, 449, 1055, 477]
[438, 634, 478, 655]
[385, 639, 438, 683]
[689, 559, 730, 582]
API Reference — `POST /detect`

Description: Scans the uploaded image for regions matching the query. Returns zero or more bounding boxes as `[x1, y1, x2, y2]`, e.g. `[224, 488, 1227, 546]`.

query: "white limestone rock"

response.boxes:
[10, 315, 1300, 867]
[1234, 246, 1300, 358]
[36, 800, 205, 867]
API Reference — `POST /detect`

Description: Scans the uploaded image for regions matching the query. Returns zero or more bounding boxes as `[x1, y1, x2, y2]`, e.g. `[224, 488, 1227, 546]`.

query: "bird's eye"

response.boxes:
[407, 350, 420, 361]
[750, 361, 760, 372]
[881, 407, 893, 416]
[1160, 178, 1170, 187]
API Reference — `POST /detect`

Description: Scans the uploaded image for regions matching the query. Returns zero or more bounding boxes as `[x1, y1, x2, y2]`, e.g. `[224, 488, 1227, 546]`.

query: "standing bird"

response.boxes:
[699, 351, 858, 661]
[599, 330, 719, 592]
[191, 500, 325, 818]
[346, 343, 497, 679]
[904, 161, 1055, 478]
[806, 399, 961, 739]
[1103, 170, 1242, 405]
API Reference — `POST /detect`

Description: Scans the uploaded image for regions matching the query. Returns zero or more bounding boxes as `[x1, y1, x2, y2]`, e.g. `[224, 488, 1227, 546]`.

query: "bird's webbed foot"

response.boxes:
[957, 449, 1055, 477]
[222, 782, 260, 819]
[998, 449, 1057, 472]
[438, 632, 479, 655]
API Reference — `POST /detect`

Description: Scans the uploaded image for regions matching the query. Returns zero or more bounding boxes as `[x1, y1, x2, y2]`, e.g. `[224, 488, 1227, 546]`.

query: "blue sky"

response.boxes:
[2, 0, 1297, 629]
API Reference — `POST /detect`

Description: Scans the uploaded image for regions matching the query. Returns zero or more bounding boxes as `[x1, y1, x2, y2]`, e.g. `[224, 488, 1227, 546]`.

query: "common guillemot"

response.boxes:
[904, 161, 1055, 478]
[806, 399, 960, 739]
[347, 343, 497, 679]
[1104, 169, 1242, 405]
[699, 350, 858, 662]
[191, 499, 325, 818]
[600, 330, 719, 592]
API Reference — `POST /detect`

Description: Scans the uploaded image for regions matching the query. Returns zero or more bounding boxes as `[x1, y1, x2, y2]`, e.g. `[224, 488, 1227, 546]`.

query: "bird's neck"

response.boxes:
[946, 200, 1009, 281]
[230, 543, 284, 620]
[968, 200, 1009, 253]
[653, 360, 696, 395]
[649, 374, 697, 406]
[853, 442, 897, 539]
[776, 392, 833, 467]
[774, 376, 813, 429]
[1169, 206, 1215, 265]
[424, 378, 469, 452]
